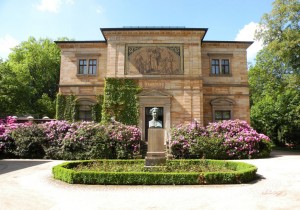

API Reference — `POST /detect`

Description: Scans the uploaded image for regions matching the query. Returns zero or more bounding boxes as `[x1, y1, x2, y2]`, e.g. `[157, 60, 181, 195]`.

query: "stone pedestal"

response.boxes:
[145, 128, 166, 166]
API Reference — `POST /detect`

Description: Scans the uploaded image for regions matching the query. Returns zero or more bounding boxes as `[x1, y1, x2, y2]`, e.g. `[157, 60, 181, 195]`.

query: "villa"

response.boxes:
[56, 27, 252, 140]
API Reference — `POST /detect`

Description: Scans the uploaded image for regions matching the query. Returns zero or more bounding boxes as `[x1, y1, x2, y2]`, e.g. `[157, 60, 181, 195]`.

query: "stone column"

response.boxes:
[145, 128, 166, 166]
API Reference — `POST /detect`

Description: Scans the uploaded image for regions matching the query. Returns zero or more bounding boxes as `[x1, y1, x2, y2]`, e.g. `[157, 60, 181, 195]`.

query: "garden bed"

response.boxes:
[52, 159, 258, 185]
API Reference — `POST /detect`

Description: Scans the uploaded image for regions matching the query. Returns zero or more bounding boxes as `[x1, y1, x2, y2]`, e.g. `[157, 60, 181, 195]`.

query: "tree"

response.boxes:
[0, 37, 62, 118]
[255, 0, 300, 73]
[250, 0, 300, 146]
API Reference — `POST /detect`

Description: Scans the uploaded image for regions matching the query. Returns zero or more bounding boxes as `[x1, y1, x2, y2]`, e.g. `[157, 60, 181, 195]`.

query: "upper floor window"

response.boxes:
[211, 59, 230, 75]
[88, 59, 97, 75]
[78, 59, 97, 75]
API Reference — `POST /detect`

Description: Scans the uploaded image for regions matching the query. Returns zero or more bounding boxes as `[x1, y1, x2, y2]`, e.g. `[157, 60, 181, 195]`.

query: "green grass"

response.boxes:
[74, 159, 236, 173]
[53, 159, 258, 185]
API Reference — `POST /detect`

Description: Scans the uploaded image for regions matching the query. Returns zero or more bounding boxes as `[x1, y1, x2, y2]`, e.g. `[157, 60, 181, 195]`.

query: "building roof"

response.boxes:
[54, 27, 253, 47]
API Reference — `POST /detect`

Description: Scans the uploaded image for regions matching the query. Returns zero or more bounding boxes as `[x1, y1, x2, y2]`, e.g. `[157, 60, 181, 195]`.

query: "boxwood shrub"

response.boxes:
[52, 159, 258, 185]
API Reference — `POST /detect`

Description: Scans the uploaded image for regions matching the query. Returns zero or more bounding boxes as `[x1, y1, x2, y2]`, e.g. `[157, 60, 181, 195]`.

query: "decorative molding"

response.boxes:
[75, 53, 101, 57]
[59, 84, 103, 87]
[207, 53, 233, 57]
[204, 94, 250, 96]
[203, 84, 249, 87]
[210, 98, 236, 106]
[138, 90, 172, 98]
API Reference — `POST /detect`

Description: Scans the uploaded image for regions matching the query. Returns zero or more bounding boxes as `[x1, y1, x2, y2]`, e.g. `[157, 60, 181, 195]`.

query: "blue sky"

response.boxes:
[0, 0, 274, 63]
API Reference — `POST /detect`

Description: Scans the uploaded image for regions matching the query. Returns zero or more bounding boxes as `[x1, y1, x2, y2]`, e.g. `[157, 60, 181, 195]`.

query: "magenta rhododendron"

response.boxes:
[169, 119, 271, 159]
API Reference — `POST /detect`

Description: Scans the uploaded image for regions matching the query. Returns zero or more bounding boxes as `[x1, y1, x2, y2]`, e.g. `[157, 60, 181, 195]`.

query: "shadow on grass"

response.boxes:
[0, 160, 51, 175]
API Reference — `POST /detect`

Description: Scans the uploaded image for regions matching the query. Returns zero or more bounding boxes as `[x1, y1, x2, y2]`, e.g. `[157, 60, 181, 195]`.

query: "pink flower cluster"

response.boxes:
[1, 117, 142, 158]
[207, 120, 270, 158]
[0, 117, 31, 140]
[169, 119, 271, 159]
[107, 122, 141, 153]
[170, 121, 207, 155]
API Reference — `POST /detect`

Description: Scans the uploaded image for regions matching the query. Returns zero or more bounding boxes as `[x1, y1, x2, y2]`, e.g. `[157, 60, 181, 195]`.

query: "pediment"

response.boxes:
[138, 90, 172, 98]
[210, 98, 236, 106]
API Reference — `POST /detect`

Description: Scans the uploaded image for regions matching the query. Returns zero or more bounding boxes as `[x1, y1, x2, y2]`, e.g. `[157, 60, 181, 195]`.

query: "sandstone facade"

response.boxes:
[56, 27, 252, 139]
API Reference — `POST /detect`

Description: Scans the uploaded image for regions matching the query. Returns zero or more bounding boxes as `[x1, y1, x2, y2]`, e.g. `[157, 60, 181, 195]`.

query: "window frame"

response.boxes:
[77, 98, 96, 121]
[214, 110, 231, 121]
[210, 98, 235, 122]
[207, 53, 233, 77]
[77, 57, 98, 76]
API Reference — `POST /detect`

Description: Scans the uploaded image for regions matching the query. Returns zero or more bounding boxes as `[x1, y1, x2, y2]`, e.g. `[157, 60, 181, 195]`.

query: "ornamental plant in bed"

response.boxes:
[169, 120, 272, 159]
[0, 118, 141, 160]
[52, 159, 258, 185]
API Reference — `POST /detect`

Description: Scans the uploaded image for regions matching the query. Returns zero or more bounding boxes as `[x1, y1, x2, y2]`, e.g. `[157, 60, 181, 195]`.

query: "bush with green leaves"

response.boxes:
[169, 120, 272, 159]
[10, 124, 46, 159]
[1, 118, 141, 160]
[52, 159, 258, 185]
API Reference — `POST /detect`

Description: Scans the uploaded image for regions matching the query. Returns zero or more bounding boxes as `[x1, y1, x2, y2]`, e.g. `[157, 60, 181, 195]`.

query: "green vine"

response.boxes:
[55, 93, 76, 122]
[56, 93, 65, 120]
[101, 78, 141, 125]
[91, 95, 103, 122]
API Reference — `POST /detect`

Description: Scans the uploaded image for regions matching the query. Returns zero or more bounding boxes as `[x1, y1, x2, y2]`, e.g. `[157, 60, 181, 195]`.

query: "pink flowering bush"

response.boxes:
[1, 118, 141, 160]
[169, 120, 272, 159]
[106, 122, 141, 159]
[0, 117, 32, 158]
[169, 121, 207, 158]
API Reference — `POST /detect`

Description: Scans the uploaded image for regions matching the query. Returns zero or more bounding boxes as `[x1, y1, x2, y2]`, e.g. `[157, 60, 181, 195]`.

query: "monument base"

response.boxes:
[145, 152, 166, 166]
[145, 128, 166, 167]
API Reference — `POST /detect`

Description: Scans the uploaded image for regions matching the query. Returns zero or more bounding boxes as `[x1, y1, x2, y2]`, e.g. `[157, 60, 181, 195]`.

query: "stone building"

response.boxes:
[56, 27, 252, 140]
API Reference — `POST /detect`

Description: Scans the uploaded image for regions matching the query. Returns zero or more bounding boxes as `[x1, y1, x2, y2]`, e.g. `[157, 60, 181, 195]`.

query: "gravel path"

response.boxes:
[1, 151, 300, 210]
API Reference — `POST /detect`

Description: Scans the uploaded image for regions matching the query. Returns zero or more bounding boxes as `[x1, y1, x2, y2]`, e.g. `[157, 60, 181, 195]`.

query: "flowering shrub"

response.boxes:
[207, 120, 271, 159]
[0, 118, 142, 160]
[60, 121, 111, 160]
[11, 124, 46, 158]
[169, 120, 272, 159]
[106, 122, 141, 159]
[0, 117, 32, 158]
[169, 121, 206, 158]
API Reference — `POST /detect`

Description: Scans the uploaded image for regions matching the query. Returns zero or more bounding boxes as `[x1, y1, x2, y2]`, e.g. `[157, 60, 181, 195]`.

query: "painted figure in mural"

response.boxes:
[149, 107, 162, 128]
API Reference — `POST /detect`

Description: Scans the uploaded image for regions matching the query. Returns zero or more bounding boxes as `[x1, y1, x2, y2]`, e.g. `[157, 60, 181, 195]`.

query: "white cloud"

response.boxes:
[96, 6, 104, 14]
[0, 34, 19, 60]
[36, 0, 74, 13]
[36, 0, 62, 13]
[235, 22, 263, 64]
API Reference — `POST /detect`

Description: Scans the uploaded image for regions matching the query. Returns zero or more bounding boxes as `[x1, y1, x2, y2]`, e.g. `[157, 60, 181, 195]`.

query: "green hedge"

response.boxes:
[52, 160, 257, 185]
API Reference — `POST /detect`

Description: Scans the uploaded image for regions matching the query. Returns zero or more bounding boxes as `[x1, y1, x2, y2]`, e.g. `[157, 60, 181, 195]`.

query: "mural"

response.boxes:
[125, 44, 183, 75]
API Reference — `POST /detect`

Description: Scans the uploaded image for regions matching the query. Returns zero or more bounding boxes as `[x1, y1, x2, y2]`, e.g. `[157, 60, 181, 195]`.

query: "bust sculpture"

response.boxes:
[149, 107, 162, 128]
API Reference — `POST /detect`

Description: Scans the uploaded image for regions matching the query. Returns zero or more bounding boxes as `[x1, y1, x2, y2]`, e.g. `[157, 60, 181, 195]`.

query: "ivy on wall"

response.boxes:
[56, 93, 65, 120]
[91, 95, 104, 122]
[101, 78, 141, 125]
[55, 93, 76, 122]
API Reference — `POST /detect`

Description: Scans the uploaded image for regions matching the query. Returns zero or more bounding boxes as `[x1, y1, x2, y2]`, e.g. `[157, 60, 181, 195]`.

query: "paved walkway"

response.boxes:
[1, 151, 300, 210]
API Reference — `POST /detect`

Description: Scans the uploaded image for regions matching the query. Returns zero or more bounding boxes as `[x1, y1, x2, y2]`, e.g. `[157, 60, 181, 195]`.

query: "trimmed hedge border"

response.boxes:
[52, 160, 258, 185]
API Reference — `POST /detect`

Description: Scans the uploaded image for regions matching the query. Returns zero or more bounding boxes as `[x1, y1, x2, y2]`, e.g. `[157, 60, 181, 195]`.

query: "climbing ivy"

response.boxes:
[56, 93, 65, 120]
[55, 93, 76, 122]
[101, 78, 141, 125]
[91, 95, 104, 122]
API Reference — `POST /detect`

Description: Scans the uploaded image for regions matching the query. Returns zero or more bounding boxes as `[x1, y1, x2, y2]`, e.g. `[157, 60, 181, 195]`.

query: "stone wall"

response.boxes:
[201, 42, 250, 125]
[58, 42, 107, 102]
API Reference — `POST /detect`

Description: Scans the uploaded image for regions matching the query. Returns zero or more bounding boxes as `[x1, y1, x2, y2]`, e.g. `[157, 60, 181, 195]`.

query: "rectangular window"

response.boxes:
[79, 59, 87, 74]
[215, 110, 231, 121]
[211, 59, 220, 75]
[88, 59, 97, 75]
[211, 59, 230, 75]
[221, 59, 230, 74]
[78, 59, 97, 75]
